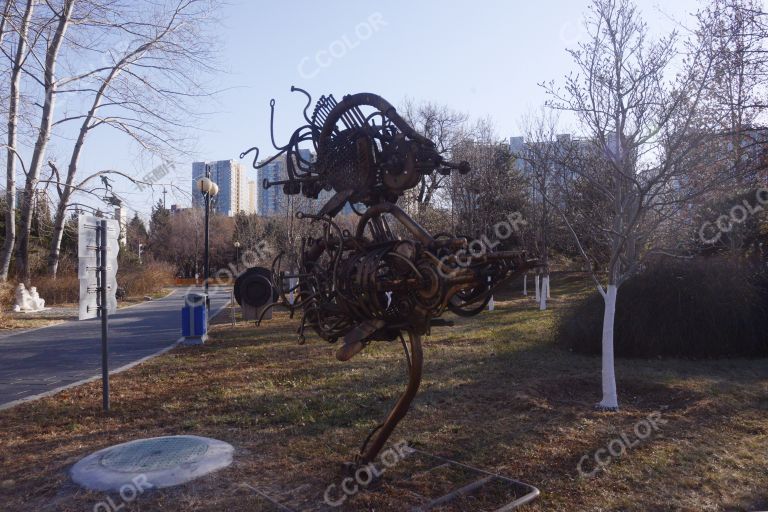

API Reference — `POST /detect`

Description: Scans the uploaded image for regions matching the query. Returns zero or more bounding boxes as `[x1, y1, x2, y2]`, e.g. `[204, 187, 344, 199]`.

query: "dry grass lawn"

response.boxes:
[0, 275, 766, 511]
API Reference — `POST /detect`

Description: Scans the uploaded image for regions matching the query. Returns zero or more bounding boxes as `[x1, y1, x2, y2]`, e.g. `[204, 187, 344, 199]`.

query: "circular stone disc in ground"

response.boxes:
[71, 435, 234, 491]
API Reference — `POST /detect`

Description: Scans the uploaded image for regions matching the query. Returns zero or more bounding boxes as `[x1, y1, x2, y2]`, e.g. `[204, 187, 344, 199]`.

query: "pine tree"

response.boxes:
[148, 200, 171, 261]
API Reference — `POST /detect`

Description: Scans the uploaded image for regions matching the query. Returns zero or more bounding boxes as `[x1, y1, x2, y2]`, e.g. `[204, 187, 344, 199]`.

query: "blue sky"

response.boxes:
[76, 0, 707, 221]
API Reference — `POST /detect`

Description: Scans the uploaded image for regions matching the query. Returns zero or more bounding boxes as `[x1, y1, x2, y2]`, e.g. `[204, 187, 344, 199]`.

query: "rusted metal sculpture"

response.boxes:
[241, 87, 534, 468]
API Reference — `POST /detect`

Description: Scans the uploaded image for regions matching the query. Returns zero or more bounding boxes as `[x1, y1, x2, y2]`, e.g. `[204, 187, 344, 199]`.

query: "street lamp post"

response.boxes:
[196, 166, 219, 300]
[234, 241, 241, 272]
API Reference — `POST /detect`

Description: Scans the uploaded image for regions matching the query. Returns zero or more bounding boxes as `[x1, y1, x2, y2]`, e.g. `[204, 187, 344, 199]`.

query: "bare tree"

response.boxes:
[698, 0, 767, 134]
[450, 118, 526, 239]
[44, 0, 219, 276]
[542, 0, 721, 410]
[0, 0, 33, 280]
[401, 99, 468, 222]
[12, 0, 74, 283]
[690, 0, 768, 197]
[0, 0, 218, 280]
[165, 208, 201, 277]
[516, 111, 579, 310]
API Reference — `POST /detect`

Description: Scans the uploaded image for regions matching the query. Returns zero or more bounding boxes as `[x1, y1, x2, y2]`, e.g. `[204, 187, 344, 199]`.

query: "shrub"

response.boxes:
[0, 282, 15, 325]
[118, 261, 174, 297]
[34, 275, 80, 304]
[28, 261, 175, 306]
[0, 281, 15, 308]
[557, 257, 768, 358]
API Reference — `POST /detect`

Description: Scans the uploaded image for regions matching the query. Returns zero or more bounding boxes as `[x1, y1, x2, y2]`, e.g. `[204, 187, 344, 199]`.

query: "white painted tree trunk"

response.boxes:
[539, 278, 547, 311]
[599, 284, 619, 410]
[523, 274, 528, 296]
[544, 276, 551, 299]
[487, 276, 494, 311]
[289, 277, 297, 305]
[534, 275, 540, 301]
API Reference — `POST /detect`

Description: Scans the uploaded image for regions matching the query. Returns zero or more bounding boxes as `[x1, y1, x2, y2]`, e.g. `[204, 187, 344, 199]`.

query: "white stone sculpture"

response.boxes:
[14, 283, 46, 312]
[29, 286, 45, 310]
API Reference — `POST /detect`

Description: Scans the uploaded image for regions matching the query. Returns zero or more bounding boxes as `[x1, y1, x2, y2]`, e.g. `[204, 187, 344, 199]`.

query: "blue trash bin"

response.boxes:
[181, 292, 208, 344]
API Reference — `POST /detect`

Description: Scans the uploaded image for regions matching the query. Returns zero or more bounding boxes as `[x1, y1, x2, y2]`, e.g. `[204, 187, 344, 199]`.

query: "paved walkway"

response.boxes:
[0, 287, 231, 409]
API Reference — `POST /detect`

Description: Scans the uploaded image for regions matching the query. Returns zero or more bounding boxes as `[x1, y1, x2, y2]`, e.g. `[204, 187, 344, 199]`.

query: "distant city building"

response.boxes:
[258, 159, 284, 216]
[257, 149, 354, 216]
[191, 160, 248, 216]
[113, 205, 128, 245]
[509, 133, 593, 173]
[170, 204, 193, 215]
[508, 133, 594, 212]
[247, 180, 258, 214]
[258, 149, 314, 216]
[508, 136, 526, 171]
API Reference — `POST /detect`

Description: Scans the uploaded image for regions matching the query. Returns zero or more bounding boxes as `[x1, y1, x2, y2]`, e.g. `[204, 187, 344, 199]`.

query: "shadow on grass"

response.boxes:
[1, 289, 766, 511]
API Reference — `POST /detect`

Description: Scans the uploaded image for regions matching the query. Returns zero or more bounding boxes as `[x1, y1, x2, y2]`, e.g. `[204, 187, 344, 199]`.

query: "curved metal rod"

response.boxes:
[242, 144, 294, 171]
[241, 94, 318, 172]
[291, 85, 314, 125]
[268, 99, 282, 151]
[254, 300, 280, 326]
[239, 145, 261, 169]
[355, 202, 435, 246]
[319, 93, 432, 147]
[357, 330, 423, 466]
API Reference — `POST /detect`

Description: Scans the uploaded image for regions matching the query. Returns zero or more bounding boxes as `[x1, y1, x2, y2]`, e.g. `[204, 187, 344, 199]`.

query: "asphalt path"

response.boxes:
[0, 287, 230, 410]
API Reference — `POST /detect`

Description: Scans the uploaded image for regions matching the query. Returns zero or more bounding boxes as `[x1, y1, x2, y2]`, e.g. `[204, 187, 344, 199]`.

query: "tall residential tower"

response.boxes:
[191, 160, 248, 216]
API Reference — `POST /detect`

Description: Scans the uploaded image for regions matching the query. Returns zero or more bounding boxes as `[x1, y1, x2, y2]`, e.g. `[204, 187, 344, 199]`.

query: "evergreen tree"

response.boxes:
[127, 213, 149, 245]
[148, 200, 171, 260]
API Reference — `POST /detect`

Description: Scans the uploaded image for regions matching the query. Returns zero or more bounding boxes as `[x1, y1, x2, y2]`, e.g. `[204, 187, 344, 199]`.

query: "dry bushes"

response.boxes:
[0, 282, 14, 308]
[117, 261, 175, 297]
[0, 281, 15, 325]
[557, 257, 768, 358]
[34, 275, 80, 304]
[19, 261, 175, 307]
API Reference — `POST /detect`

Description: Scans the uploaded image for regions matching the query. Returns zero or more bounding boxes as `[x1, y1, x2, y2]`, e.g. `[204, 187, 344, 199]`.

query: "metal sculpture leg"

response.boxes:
[357, 330, 423, 466]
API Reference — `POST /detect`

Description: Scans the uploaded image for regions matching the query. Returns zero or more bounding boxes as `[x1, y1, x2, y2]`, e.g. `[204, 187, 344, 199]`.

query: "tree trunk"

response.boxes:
[544, 275, 551, 299]
[47, 21, 136, 276]
[0, 165, 15, 280]
[47, 192, 71, 276]
[523, 274, 527, 296]
[15, 0, 74, 283]
[538, 276, 547, 311]
[0, 0, 34, 281]
[534, 274, 540, 301]
[599, 284, 619, 410]
[15, 181, 36, 284]
[487, 276, 494, 311]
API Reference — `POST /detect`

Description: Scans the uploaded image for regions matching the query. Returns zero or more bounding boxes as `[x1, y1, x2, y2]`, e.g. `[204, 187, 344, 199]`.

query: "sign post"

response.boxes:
[99, 219, 110, 412]
[79, 215, 119, 413]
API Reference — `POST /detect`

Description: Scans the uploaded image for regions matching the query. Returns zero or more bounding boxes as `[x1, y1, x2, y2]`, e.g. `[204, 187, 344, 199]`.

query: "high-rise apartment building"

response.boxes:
[256, 149, 353, 216]
[247, 180, 258, 214]
[191, 160, 248, 216]
[258, 149, 314, 216]
[258, 159, 285, 216]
